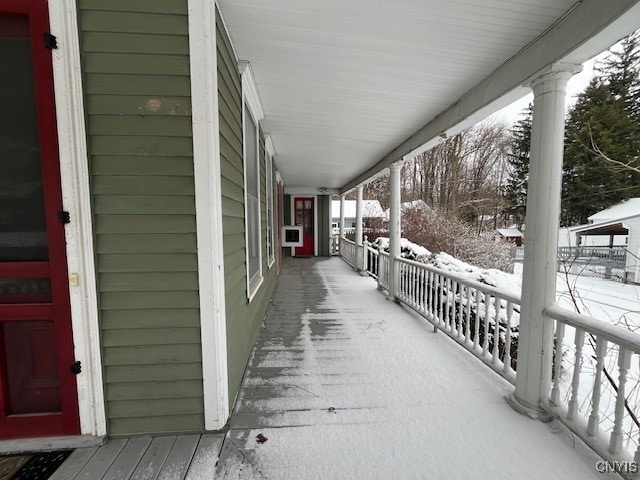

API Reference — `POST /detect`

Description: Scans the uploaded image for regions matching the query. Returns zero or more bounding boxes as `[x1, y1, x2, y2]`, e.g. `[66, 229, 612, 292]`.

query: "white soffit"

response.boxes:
[217, 0, 639, 190]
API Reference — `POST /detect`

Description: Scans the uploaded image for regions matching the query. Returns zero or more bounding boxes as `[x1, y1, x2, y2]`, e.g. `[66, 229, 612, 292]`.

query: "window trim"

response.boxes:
[240, 62, 264, 301]
[265, 135, 276, 268]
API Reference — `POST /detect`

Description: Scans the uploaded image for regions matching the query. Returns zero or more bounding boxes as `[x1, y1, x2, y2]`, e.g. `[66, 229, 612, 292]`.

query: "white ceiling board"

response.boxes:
[217, 0, 631, 189]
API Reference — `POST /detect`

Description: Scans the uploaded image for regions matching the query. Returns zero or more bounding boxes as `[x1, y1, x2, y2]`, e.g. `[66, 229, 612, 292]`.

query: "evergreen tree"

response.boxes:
[562, 79, 640, 225]
[596, 32, 640, 120]
[561, 32, 640, 225]
[505, 104, 532, 229]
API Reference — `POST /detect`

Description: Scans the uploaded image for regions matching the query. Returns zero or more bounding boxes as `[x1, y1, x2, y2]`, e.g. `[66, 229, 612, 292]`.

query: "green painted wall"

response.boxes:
[77, 0, 205, 436]
[217, 10, 278, 407]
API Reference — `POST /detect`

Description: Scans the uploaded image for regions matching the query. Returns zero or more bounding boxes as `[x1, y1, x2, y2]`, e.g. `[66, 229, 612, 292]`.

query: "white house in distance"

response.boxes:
[331, 199, 385, 232]
[496, 227, 524, 246]
[570, 198, 640, 283]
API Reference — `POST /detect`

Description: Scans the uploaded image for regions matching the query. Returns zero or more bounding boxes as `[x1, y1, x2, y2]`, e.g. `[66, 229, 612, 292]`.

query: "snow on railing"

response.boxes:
[395, 256, 519, 381]
[545, 303, 640, 466]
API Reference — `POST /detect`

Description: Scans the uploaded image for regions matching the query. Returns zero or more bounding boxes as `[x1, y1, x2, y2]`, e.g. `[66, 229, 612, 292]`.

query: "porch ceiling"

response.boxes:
[217, 0, 640, 191]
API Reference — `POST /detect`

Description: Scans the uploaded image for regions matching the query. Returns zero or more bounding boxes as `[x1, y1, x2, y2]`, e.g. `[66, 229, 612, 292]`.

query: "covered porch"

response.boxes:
[218, 257, 611, 478]
[57, 257, 614, 478]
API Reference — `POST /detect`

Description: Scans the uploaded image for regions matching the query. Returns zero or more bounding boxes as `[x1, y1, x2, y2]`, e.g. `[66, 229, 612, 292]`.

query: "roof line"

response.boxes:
[340, 0, 640, 193]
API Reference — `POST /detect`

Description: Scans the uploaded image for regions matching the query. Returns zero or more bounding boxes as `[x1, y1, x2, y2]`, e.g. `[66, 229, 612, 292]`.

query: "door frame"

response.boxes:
[47, 0, 105, 438]
[290, 196, 318, 257]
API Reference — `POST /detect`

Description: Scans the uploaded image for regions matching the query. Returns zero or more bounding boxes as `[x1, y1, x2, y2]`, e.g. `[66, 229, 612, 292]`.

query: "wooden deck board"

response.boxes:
[130, 436, 176, 480]
[184, 434, 225, 479]
[103, 436, 152, 480]
[74, 438, 127, 479]
[49, 447, 99, 480]
[156, 434, 199, 480]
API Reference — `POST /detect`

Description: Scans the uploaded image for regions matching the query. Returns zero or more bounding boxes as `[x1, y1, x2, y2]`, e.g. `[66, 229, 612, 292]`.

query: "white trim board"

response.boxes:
[48, 0, 106, 438]
[189, 0, 230, 430]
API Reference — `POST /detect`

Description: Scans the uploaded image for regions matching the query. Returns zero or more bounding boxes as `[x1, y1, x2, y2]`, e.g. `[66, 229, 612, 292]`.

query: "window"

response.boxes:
[243, 103, 261, 297]
[266, 151, 275, 267]
[240, 61, 265, 300]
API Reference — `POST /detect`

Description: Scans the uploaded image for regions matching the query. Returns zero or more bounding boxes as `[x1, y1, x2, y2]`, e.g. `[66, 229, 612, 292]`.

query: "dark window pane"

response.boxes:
[0, 17, 48, 262]
[0, 278, 52, 304]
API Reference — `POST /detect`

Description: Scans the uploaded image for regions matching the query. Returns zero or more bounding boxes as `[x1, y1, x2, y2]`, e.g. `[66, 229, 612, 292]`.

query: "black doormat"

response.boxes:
[2, 450, 72, 480]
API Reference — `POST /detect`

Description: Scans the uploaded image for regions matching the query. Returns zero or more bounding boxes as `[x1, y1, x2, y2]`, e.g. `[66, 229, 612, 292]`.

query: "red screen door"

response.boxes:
[0, 1, 80, 439]
[294, 198, 314, 256]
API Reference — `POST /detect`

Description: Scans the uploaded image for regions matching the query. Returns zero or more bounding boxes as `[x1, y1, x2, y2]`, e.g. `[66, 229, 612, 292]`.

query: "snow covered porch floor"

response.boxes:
[217, 257, 617, 479]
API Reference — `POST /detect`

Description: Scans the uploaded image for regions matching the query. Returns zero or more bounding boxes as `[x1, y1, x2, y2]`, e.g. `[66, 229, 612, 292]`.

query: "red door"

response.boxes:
[294, 198, 314, 256]
[0, 1, 80, 439]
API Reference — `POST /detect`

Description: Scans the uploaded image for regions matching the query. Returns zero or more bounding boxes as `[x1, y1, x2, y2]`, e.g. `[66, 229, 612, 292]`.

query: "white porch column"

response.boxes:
[339, 194, 345, 239]
[355, 185, 364, 246]
[508, 63, 581, 419]
[387, 163, 401, 301]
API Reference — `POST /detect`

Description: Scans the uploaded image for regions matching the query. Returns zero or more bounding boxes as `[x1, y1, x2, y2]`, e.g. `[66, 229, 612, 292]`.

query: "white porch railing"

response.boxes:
[395, 256, 519, 382]
[339, 236, 640, 470]
[545, 303, 640, 465]
[340, 237, 357, 268]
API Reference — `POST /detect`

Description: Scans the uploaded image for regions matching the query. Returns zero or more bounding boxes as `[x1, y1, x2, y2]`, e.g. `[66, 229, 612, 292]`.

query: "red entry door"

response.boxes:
[0, 1, 80, 439]
[294, 198, 314, 256]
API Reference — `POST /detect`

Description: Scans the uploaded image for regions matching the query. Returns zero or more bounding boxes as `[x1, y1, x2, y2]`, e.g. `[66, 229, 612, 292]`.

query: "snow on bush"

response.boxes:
[372, 237, 521, 299]
[372, 235, 521, 370]
[400, 206, 515, 272]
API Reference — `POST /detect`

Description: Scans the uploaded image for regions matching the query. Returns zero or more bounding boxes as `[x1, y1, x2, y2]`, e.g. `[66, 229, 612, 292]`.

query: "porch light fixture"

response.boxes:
[319, 187, 328, 194]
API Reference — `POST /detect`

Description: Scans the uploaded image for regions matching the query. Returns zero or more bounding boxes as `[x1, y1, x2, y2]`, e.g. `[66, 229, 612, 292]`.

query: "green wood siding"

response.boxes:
[217, 10, 278, 407]
[77, 0, 204, 437]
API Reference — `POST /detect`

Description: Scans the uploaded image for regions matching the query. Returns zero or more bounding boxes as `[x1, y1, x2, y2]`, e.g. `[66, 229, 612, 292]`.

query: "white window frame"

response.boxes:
[265, 135, 276, 268]
[240, 62, 265, 301]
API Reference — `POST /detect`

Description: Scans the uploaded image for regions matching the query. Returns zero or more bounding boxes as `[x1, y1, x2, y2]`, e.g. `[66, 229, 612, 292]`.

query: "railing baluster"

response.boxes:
[567, 328, 584, 421]
[473, 287, 480, 351]
[482, 293, 491, 356]
[492, 298, 501, 365]
[444, 278, 451, 331]
[438, 274, 443, 326]
[550, 321, 565, 406]
[416, 268, 424, 312]
[609, 347, 632, 454]
[427, 270, 433, 315]
[411, 265, 415, 306]
[587, 336, 607, 436]
[457, 282, 464, 339]
[503, 301, 513, 373]
[465, 287, 472, 344]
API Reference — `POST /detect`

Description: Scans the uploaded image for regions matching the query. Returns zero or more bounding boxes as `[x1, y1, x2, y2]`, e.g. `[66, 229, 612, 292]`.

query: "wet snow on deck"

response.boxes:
[216, 257, 617, 479]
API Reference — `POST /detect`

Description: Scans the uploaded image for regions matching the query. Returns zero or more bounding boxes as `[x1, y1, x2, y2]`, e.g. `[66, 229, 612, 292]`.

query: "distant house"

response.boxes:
[331, 200, 386, 233]
[496, 228, 524, 246]
[571, 198, 640, 283]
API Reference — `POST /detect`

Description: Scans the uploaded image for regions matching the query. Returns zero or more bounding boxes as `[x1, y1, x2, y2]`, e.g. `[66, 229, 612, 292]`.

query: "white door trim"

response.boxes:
[188, 0, 230, 430]
[48, 0, 106, 437]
